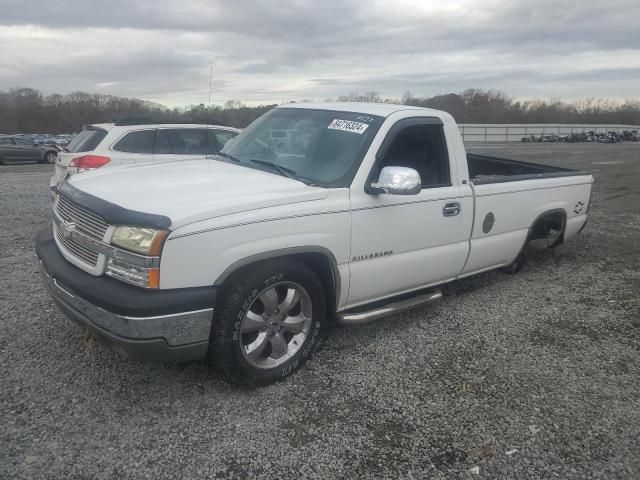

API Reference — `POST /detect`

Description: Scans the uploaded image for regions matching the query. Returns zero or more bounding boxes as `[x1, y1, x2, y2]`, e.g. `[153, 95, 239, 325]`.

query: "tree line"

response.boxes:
[0, 88, 277, 134]
[1, 87, 638, 134]
[338, 90, 640, 125]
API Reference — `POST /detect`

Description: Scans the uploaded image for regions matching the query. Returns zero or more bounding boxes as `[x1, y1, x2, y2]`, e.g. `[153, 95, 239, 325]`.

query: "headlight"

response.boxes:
[111, 226, 168, 255]
[107, 226, 168, 288]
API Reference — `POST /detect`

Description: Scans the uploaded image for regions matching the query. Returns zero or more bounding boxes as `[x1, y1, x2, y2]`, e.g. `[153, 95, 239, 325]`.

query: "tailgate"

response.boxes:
[55, 151, 78, 182]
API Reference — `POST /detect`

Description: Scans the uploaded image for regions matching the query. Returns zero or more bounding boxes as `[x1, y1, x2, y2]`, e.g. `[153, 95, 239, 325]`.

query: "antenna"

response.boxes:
[206, 64, 214, 158]
[208, 64, 213, 109]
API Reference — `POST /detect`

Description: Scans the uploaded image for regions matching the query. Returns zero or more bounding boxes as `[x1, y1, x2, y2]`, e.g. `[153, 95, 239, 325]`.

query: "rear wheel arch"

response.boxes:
[502, 208, 568, 274]
[527, 208, 567, 246]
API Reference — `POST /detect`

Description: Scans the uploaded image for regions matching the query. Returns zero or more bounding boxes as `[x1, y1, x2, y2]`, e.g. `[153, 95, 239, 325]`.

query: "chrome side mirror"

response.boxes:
[370, 166, 421, 195]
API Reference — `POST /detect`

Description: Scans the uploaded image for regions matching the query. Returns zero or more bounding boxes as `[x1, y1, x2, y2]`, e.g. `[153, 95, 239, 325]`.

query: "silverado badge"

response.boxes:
[352, 250, 393, 262]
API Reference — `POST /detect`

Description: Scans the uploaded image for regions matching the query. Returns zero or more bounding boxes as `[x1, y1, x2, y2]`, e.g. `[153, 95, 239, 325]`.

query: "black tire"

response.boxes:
[209, 258, 326, 386]
[501, 256, 524, 274]
[41, 150, 57, 164]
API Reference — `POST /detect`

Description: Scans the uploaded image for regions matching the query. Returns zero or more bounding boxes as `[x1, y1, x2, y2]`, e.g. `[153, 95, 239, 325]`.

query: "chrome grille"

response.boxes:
[56, 195, 109, 241]
[55, 226, 99, 266]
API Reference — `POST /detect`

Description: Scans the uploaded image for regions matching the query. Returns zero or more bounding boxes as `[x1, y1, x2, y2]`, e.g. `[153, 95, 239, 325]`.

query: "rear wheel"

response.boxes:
[501, 212, 566, 274]
[501, 257, 524, 274]
[209, 258, 325, 386]
[42, 151, 57, 164]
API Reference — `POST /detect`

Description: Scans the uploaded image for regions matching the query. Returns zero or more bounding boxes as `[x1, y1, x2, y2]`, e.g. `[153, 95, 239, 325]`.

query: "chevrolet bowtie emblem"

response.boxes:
[61, 221, 76, 239]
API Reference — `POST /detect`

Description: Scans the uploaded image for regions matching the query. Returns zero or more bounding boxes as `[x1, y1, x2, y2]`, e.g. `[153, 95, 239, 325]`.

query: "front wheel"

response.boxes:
[209, 258, 326, 386]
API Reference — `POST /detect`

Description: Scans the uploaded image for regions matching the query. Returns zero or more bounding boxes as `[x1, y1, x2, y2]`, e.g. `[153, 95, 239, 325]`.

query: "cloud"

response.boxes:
[0, 0, 638, 105]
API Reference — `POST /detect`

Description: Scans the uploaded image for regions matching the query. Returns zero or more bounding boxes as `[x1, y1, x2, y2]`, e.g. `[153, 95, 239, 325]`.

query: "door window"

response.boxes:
[212, 130, 237, 150]
[377, 124, 451, 188]
[154, 129, 172, 154]
[154, 128, 215, 154]
[113, 130, 156, 154]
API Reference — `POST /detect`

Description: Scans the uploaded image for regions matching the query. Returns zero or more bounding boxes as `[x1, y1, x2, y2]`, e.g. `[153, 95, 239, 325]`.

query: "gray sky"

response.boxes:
[1, 0, 638, 106]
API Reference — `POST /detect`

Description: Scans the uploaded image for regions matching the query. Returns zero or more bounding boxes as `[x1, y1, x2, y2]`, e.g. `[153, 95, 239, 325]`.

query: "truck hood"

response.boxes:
[67, 158, 328, 228]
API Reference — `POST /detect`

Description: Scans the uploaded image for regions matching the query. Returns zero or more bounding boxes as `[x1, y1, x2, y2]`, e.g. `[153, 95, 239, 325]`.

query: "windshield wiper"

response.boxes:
[214, 155, 314, 185]
[212, 151, 241, 162]
[249, 159, 298, 180]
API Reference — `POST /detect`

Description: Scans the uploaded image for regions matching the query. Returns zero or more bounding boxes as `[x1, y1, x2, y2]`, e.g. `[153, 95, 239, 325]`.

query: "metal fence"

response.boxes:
[458, 123, 640, 143]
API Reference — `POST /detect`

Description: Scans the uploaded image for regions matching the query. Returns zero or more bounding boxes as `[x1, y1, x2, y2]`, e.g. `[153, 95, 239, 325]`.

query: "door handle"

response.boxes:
[442, 202, 461, 217]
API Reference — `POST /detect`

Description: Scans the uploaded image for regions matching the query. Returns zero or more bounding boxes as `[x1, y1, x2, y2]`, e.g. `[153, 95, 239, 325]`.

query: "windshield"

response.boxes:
[221, 108, 383, 187]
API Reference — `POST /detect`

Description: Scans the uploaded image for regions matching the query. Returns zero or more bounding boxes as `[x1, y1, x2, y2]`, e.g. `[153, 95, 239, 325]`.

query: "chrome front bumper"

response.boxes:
[38, 260, 213, 362]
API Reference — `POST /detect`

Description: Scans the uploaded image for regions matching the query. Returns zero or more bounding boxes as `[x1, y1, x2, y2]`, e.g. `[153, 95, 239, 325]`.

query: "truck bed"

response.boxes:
[468, 154, 587, 185]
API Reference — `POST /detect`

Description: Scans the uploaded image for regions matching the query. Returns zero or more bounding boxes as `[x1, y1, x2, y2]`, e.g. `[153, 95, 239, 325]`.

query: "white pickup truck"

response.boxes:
[36, 103, 593, 385]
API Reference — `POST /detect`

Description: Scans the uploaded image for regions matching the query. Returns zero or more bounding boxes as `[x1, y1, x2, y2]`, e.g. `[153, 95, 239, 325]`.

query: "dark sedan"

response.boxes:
[0, 136, 59, 164]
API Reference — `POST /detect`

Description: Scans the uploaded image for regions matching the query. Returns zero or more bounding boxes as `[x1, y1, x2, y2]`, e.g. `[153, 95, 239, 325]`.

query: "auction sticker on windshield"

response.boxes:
[328, 119, 369, 134]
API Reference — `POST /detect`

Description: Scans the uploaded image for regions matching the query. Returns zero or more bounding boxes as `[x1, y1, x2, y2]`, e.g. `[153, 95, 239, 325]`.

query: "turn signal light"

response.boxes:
[105, 258, 160, 289]
[70, 155, 111, 172]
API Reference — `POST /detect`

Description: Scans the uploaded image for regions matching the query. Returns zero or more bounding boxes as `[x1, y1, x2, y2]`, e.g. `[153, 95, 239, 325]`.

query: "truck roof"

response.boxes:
[277, 102, 437, 117]
[84, 123, 239, 132]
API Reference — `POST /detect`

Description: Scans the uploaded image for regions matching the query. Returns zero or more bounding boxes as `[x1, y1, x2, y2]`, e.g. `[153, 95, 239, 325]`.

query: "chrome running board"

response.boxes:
[337, 289, 443, 325]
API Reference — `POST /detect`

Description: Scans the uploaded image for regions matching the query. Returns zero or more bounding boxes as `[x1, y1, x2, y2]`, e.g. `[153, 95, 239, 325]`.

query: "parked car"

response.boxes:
[50, 122, 240, 190]
[52, 135, 72, 146]
[542, 134, 559, 142]
[0, 135, 58, 164]
[36, 135, 72, 147]
[36, 103, 593, 386]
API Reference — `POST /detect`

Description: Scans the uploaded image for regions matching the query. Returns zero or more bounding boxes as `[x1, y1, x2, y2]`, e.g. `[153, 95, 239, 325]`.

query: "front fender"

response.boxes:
[158, 195, 351, 308]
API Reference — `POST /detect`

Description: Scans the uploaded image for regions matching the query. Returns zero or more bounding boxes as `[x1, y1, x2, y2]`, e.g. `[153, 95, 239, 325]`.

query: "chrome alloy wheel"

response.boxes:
[45, 151, 57, 163]
[239, 281, 313, 369]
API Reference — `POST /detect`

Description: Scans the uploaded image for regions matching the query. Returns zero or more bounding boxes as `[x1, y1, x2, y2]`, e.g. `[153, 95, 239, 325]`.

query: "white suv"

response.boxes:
[51, 122, 239, 189]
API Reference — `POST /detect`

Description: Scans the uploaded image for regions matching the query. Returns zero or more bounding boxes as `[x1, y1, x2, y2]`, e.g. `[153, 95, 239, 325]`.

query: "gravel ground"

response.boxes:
[1, 143, 639, 479]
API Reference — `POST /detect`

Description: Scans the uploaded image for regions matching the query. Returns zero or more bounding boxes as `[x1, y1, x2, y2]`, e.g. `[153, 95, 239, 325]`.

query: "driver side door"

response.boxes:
[347, 118, 472, 307]
[0, 137, 17, 161]
[13, 137, 40, 161]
